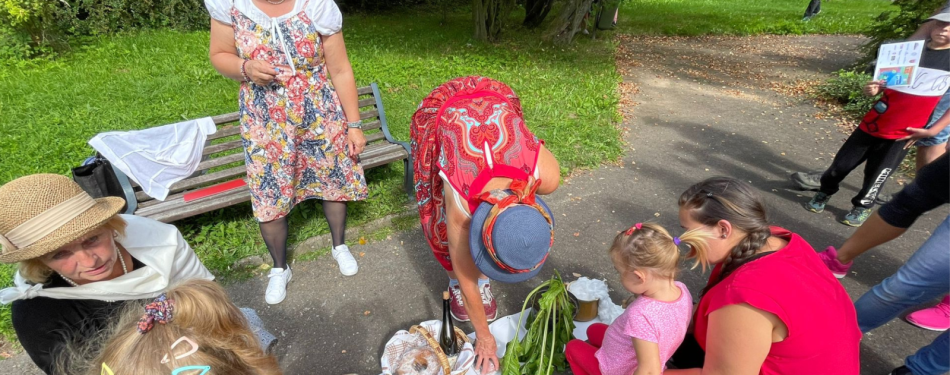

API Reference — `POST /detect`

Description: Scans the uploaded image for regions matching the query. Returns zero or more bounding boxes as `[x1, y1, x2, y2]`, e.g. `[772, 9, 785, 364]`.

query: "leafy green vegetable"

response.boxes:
[502, 271, 575, 375]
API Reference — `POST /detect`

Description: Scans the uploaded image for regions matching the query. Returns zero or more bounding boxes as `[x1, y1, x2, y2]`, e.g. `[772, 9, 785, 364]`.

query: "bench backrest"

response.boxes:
[132, 84, 394, 211]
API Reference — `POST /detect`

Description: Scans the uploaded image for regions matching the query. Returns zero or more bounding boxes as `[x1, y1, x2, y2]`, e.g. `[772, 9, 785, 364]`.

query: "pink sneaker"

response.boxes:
[906, 296, 950, 331]
[818, 246, 852, 279]
[481, 283, 498, 322]
[448, 284, 469, 322]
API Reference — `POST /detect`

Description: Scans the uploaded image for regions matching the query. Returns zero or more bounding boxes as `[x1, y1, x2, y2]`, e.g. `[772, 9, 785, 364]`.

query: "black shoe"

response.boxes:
[890, 365, 913, 375]
[790, 171, 822, 191]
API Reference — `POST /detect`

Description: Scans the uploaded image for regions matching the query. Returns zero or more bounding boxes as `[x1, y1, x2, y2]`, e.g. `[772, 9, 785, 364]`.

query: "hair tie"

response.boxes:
[673, 237, 681, 246]
[624, 223, 643, 235]
[138, 293, 174, 334]
[706, 192, 713, 197]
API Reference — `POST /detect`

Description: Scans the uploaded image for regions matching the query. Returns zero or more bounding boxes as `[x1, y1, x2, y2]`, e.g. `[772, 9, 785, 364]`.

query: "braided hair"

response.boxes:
[678, 177, 771, 296]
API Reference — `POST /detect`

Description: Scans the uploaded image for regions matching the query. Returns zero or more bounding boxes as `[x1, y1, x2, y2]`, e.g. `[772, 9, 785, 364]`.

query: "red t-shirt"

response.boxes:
[694, 227, 861, 375]
[858, 46, 950, 139]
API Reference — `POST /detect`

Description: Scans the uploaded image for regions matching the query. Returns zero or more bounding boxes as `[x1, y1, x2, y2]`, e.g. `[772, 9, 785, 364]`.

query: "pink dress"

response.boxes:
[595, 281, 692, 374]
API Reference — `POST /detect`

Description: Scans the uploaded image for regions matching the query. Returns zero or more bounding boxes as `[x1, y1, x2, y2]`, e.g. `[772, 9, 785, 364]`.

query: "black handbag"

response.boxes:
[71, 155, 137, 214]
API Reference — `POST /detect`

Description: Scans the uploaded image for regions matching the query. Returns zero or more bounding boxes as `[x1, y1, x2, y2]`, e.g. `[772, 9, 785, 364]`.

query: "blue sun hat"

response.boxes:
[468, 181, 555, 283]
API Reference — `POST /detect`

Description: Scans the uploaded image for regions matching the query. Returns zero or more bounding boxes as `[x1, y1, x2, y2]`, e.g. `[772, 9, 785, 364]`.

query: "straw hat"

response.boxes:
[0, 174, 125, 263]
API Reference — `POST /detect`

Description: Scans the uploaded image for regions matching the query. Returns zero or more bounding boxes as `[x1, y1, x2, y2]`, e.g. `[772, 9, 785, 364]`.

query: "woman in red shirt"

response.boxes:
[666, 177, 861, 375]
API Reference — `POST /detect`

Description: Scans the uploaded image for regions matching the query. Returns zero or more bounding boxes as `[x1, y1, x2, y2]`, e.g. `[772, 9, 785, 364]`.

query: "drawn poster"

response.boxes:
[873, 41, 925, 87]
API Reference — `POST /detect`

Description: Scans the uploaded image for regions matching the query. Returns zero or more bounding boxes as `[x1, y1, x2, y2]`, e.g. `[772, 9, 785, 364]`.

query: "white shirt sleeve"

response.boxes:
[204, 0, 233, 25]
[308, 0, 343, 35]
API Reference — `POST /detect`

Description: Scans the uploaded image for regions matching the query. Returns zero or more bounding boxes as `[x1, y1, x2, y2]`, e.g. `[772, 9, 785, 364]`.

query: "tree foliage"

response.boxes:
[859, 0, 947, 67]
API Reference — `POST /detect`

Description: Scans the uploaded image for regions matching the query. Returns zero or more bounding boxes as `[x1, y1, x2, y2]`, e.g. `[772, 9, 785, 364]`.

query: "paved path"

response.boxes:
[2, 35, 946, 375]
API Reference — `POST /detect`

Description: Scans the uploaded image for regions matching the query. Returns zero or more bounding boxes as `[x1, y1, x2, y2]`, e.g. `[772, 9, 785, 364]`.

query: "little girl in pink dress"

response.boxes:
[566, 223, 705, 375]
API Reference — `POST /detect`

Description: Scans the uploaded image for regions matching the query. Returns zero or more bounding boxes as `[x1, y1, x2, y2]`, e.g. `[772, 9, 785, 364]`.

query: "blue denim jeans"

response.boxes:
[919, 91, 950, 147]
[855, 216, 950, 375]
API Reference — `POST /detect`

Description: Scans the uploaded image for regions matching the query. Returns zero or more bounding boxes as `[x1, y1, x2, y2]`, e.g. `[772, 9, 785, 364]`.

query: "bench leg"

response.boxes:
[403, 158, 415, 204]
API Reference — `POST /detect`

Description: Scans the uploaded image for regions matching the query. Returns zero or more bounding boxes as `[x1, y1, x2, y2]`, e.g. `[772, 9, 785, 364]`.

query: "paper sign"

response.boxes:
[873, 41, 925, 87]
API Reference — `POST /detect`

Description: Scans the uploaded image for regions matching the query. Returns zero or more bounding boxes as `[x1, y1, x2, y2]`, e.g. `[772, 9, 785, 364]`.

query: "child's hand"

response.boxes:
[898, 127, 936, 149]
[864, 80, 885, 96]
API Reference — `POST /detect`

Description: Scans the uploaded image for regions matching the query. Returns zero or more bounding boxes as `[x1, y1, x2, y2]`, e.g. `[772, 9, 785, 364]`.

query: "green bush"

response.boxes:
[0, 0, 208, 61]
[817, 70, 876, 117]
[859, 0, 946, 66]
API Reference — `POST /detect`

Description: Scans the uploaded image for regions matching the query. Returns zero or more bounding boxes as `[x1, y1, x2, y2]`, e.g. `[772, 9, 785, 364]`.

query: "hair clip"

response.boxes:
[706, 192, 713, 197]
[624, 223, 643, 235]
[171, 365, 211, 375]
[137, 293, 174, 334]
[161, 336, 200, 364]
[101, 363, 115, 375]
[673, 237, 681, 246]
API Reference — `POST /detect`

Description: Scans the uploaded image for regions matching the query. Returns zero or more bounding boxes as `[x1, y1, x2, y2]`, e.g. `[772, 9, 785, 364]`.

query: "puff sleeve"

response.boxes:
[204, 0, 232, 25]
[308, 0, 343, 35]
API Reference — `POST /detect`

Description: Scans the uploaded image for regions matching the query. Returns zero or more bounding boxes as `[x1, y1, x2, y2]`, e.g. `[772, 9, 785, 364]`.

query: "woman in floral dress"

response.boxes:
[205, 0, 367, 304]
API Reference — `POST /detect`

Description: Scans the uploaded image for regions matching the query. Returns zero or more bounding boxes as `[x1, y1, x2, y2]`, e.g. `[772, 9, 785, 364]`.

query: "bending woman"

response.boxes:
[411, 76, 561, 373]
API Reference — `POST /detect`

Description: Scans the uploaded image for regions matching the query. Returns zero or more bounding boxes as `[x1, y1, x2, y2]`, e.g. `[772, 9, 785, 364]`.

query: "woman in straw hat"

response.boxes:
[411, 76, 561, 374]
[0, 174, 214, 374]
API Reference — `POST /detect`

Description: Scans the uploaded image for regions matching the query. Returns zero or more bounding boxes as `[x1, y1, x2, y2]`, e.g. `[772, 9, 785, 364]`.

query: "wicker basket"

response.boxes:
[409, 325, 471, 375]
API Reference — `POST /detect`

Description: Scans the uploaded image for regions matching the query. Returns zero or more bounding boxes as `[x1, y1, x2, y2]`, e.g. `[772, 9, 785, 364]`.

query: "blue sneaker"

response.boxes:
[842, 206, 872, 227]
[806, 192, 830, 213]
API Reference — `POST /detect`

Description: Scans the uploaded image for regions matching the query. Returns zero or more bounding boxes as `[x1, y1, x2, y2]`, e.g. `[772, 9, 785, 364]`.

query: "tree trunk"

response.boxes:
[473, 0, 487, 41]
[523, 0, 554, 28]
[545, 0, 594, 44]
[473, 0, 513, 42]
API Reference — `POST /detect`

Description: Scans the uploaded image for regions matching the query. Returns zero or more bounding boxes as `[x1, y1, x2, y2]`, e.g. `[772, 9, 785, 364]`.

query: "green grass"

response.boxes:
[0, 8, 622, 344]
[618, 0, 894, 35]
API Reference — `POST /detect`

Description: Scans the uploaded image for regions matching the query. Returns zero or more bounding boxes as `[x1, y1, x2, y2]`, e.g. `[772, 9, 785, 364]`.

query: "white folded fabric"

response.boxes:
[89, 117, 217, 201]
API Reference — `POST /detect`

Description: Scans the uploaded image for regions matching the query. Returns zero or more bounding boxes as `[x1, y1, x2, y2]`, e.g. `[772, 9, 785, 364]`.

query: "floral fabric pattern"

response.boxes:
[230, 2, 367, 222]
[410, 76, 540, 271]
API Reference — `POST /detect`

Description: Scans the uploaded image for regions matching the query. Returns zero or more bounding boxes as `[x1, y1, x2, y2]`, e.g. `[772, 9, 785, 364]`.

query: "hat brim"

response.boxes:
[469, 196, 554, 284]
[928, 12, 950, 23]
[0, 197, 125, 263]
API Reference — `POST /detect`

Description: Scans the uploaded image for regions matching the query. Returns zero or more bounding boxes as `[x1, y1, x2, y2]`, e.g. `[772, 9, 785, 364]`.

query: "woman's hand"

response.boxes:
[474, 332, 499, 374]
[347, 128, 367, 158]
[864, 80, 885, 96]
[244, 60, 279, 86]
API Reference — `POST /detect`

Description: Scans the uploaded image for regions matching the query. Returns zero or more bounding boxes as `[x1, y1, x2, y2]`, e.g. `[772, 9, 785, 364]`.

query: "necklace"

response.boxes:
[59, 245, 129, 287]
[265, 0, 287, 4]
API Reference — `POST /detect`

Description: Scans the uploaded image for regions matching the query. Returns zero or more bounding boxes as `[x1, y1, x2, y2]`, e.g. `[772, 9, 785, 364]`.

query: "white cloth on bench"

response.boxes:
[89, 117, 217, 201]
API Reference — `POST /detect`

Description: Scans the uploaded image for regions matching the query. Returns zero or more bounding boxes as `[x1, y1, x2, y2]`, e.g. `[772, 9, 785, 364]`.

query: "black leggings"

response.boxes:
[803, 0, 821, 17]
[819, 129, 908, 209]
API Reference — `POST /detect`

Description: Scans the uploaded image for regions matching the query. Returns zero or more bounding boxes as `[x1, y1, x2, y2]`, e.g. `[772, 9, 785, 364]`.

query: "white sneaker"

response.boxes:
[331, 244, 358, 276]
[265, 267, 292, 305]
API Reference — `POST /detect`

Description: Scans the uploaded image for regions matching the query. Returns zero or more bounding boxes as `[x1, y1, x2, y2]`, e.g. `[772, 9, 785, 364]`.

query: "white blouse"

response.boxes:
[204, 0, 343, 35]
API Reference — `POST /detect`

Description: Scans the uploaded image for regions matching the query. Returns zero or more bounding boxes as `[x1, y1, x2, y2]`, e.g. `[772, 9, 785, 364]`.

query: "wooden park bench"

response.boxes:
[127, 83, 412, 223]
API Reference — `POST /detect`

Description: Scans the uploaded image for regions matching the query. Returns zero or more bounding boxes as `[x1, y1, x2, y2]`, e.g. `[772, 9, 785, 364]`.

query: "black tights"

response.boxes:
[258, 201, 348, 269]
